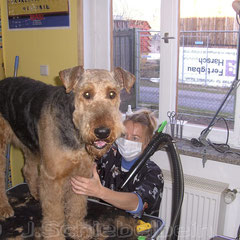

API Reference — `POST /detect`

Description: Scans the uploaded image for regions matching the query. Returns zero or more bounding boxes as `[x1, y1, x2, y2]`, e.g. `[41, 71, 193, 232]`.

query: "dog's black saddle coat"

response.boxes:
[0, 77, 78, 152]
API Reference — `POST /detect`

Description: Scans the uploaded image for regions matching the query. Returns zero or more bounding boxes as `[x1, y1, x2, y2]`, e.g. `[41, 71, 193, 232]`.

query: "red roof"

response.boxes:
[114, 20, 151, 53]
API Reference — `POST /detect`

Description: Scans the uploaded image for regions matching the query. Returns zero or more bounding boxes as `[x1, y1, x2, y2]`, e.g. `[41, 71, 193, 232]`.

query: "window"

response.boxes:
[112, 0, 160, 112]
[112, 0, 240, 147]
[178, 0, 238, 130]
[178, 0, 240, 147]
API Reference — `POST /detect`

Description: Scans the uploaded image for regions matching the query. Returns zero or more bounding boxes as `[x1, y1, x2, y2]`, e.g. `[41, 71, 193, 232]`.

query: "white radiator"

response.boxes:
[158, 170, 229, 240]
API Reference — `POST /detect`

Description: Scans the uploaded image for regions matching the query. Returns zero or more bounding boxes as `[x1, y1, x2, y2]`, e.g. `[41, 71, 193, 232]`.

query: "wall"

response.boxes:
[0, 49, 5, 79]
[1, 0, 79, 84]
[0, 0, 81, 186]
[0, 5, 5, 79]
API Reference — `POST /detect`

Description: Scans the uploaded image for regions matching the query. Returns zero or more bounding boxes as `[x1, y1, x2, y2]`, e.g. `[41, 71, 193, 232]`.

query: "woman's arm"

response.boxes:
[71, 164, 139, 212]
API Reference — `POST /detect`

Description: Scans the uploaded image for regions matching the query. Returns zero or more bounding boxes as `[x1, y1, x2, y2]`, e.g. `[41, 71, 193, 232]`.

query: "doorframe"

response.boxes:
[77, 0, 84, 66]
[82, 0, 112, 70]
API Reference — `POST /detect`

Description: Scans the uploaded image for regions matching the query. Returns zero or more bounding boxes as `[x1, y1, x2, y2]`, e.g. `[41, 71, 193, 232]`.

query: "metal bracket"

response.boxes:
[202, 148, 207, 168]
[161, 32, 175, 43]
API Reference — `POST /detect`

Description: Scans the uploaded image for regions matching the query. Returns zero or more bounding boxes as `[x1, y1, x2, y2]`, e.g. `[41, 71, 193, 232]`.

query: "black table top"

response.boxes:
[0, 183, 164, 240]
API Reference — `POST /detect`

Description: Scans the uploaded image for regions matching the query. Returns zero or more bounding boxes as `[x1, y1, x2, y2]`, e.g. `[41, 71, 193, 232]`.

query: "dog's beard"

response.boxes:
[85, 143, 111, 158]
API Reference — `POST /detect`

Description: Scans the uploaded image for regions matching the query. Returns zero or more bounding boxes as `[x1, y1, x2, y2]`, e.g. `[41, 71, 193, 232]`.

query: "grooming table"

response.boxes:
[0, 183, 164, 239]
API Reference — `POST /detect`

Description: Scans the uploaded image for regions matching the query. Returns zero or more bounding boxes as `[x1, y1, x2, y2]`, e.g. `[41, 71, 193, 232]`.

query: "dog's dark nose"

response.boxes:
[94, 127, 111, 139]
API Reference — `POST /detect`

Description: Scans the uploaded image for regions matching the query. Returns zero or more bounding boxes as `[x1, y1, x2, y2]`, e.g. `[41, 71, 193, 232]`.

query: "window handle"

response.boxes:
[162, 32, 175, 43]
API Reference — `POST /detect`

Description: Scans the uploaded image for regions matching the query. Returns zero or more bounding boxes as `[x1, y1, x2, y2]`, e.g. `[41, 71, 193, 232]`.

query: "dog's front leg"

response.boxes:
[64, 154, 95, 240]
[64, 181, 95, 240]
[39, 168, 65, 240]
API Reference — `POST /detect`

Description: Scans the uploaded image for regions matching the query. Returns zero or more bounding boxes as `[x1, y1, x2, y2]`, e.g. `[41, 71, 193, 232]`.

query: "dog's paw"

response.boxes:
[0, 204, 14, 219]
[30, 191, 39, 201]
[67, 223, 95, 240]
[80, 224, 95, 240]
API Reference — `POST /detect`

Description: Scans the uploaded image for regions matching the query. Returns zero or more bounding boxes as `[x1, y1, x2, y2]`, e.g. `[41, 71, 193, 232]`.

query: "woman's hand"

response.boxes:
[71, 164, 103, 198]
[71, 164, 139, 212]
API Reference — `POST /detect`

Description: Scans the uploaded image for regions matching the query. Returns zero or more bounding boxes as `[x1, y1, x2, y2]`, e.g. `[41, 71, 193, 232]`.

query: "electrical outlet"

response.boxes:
[40, 65, 49, 76]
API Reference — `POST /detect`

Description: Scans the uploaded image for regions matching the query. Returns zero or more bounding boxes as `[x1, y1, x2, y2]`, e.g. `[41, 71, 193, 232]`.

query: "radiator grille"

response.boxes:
[158, 170, 229, 240]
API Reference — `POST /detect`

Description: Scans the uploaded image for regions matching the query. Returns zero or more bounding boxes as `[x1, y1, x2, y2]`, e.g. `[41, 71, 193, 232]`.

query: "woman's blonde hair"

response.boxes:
[124, 109, 157, 143]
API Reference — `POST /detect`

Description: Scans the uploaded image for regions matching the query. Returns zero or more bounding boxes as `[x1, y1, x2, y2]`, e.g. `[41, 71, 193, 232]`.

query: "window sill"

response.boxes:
[175, 138, 240, 166]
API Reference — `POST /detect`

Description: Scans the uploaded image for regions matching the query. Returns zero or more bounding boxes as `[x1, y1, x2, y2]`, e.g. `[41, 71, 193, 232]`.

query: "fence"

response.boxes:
[178, 18, 239, 127]
[179, 30, 238, 48]
[180, 17, 239, 47]
[113, 28, 238, 126]
[113, 29, 135, 74]
[135, 30, 160, 110]
[113, 28, 136, 112]
[178, 30, 238, 126]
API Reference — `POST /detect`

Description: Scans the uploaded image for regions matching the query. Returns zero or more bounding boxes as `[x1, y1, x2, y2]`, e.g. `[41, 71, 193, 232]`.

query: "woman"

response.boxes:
[71, 109, 164, 217]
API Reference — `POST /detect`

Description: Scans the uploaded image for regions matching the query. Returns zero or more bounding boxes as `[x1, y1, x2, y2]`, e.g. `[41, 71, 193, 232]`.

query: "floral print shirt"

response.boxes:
[96, 146, 164, 217]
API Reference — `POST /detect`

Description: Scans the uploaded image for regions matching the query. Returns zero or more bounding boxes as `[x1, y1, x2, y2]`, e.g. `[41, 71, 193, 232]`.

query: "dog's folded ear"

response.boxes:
[113, 67, 136, 93]
[59, 65, 84, 93]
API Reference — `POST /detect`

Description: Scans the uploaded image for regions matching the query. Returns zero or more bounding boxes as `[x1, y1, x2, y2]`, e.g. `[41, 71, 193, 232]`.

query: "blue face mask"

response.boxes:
[115, 137, 142, 161]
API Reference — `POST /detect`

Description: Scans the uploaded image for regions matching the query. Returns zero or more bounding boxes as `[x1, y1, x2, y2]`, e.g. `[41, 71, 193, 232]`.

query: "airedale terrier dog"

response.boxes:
[0, 65, 135, 239]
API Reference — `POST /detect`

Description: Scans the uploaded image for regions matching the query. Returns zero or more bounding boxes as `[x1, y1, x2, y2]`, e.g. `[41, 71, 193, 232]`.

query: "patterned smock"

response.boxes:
[96, 145, 164, 217]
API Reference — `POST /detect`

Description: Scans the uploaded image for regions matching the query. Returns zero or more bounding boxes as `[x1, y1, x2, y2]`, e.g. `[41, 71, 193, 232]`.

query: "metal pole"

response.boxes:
[135, 29, 140, 109]
[5, 56, 19, 189]
[198, 28, 240, 145]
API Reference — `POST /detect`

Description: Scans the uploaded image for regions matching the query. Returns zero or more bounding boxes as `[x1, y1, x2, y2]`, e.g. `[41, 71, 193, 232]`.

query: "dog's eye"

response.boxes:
[121, 133, 126, 138]
[83, 92, 91, 99]
[109, 91, 116, 99]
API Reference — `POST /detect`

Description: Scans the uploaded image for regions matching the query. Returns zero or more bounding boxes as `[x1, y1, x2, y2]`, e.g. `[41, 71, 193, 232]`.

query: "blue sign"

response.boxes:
[9, 14, 69, 29]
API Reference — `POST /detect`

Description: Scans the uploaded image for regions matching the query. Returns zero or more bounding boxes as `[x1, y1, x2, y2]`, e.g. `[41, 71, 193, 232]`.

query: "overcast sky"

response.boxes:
[180, 0, 235, 18]
[113, 0, 236, 31]
[113, 0, 161, 30]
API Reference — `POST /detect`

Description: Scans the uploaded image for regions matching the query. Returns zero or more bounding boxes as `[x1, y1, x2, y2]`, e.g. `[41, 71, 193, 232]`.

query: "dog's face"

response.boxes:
[59, 66, 135, 158]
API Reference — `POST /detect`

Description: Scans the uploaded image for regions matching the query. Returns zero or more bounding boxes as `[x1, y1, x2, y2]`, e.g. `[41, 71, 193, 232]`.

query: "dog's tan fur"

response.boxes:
[0, 66, 135, 239]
